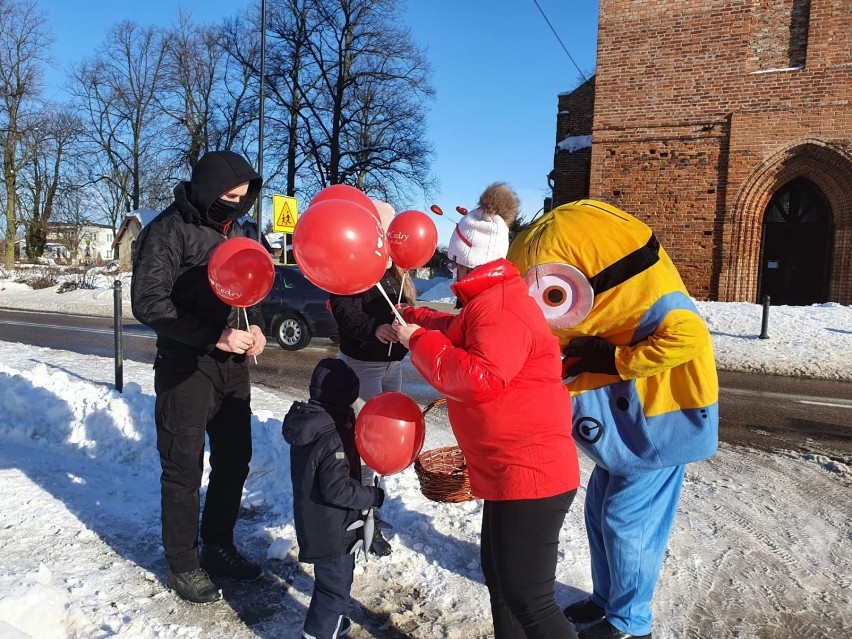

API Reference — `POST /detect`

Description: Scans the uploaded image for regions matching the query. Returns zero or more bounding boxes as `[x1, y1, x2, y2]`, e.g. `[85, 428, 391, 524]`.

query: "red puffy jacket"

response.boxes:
[404, 259, 579, 501]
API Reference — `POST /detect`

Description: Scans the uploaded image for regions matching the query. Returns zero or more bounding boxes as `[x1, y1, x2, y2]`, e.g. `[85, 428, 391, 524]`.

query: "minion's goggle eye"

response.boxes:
[523, 263, 594, 329]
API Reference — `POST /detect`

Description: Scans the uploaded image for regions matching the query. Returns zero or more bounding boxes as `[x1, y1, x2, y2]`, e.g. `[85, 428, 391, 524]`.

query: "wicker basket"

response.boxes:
[414, 445, 474, 503]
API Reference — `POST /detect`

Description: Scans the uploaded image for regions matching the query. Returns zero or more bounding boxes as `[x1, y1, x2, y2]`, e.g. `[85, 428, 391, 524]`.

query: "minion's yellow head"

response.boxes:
[507, 199, 689, 349]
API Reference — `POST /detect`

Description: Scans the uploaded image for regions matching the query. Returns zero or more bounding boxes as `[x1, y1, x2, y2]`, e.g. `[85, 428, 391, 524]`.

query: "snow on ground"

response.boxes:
[0, 272, 850, 638]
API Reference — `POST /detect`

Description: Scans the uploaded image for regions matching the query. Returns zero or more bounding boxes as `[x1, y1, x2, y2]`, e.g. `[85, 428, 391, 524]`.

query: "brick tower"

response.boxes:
[551, 0, 851, 303]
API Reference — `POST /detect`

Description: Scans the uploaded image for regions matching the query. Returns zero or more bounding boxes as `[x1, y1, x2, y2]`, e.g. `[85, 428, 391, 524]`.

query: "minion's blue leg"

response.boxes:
[584, 464, 686, 636]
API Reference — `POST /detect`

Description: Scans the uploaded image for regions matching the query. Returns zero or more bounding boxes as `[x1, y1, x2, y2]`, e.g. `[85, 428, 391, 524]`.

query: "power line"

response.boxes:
[531, 0, 590, 82]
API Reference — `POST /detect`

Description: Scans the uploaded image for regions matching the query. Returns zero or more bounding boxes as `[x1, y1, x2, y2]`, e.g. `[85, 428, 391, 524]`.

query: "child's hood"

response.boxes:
[282, 400, 352, 447]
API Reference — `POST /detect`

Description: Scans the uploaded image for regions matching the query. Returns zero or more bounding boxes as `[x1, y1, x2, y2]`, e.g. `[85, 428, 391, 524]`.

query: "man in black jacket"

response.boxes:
[131, 150, 267, 604]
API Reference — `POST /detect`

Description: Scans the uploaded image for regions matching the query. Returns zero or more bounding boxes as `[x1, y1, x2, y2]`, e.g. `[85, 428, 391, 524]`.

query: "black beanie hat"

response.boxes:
[309, 358, 360, 407]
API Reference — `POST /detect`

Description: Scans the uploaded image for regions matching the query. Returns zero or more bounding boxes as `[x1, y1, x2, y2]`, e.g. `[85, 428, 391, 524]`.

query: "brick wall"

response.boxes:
[552, 77, 595, 207]
[568, 0, 852, 302]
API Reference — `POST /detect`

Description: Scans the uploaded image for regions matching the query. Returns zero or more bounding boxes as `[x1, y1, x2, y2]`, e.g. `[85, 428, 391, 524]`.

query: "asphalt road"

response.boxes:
[0, 308, 849, 461]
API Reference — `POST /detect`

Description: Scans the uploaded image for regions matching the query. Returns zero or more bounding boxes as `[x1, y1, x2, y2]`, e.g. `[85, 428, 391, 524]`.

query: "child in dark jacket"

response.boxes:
[282, 358, 385, 639]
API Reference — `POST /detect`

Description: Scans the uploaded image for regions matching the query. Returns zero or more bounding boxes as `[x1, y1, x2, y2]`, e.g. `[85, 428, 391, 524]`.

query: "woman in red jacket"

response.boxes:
[394, 183, 581, 639]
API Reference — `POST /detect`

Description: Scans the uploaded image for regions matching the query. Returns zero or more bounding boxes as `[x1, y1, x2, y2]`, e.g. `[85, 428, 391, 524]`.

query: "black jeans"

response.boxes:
[481, 490, 578, 639]
[154, 351, 252, 573]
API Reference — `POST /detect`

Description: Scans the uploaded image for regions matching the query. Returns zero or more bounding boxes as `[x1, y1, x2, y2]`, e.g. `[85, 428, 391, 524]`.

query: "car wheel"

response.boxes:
[273, 313, 311, 350]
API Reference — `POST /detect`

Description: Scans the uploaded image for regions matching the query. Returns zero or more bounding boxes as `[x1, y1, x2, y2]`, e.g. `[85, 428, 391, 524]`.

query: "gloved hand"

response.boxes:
[562, 336, 618, 377]
[372, 487, 385, 508]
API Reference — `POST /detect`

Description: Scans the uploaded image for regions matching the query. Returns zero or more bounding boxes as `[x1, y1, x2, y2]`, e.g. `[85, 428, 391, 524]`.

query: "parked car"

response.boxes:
[260, 265, 339, 350]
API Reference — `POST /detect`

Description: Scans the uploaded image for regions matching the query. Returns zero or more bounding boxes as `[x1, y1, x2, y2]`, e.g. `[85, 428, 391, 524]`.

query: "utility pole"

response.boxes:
[255, 0, 267, 231]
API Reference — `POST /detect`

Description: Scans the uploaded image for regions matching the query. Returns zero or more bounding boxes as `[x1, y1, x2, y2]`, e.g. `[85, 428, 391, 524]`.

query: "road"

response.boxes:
[0, 308, 849, 461]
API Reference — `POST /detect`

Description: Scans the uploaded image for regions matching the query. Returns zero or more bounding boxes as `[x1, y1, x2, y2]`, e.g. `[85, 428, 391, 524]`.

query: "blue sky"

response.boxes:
[38, 0, 599, 246]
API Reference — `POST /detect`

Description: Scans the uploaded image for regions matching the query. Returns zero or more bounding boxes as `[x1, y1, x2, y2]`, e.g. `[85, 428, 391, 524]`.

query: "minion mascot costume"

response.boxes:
[507, 200, 718, 639]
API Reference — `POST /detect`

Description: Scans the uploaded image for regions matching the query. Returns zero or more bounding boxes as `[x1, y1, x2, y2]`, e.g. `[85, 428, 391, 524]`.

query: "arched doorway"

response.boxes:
[758, 177, 832, 305]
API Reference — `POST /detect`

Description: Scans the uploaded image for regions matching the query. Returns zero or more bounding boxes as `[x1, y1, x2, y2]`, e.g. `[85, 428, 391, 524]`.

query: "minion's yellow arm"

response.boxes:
[614, 309, 712, 380]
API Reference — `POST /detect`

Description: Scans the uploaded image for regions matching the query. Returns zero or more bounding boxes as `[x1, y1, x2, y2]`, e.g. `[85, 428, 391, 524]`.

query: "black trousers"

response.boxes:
[481, 490, 578, 639]
[304, 553, 355, 638]
[154, 351, 253, 573]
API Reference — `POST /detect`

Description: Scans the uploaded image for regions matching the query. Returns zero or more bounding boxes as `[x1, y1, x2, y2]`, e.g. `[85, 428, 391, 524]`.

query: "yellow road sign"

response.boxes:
[272, 194, 299, 233]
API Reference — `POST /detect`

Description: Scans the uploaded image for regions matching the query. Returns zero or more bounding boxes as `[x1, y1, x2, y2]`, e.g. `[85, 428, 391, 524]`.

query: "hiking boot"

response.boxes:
[578, 619, 651, 639]
[370, 527, 392, 557]
[200, 544, 262, 581]
[166, 568, 222, 604]
[564, 598, 606, 625]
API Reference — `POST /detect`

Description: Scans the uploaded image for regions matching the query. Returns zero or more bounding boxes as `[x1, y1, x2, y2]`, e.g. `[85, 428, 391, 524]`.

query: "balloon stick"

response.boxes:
[397, 271, 407, 307]
[375, 281, 406, 325]
[388, 271, 408, 356]
[243, 307, 258, 365]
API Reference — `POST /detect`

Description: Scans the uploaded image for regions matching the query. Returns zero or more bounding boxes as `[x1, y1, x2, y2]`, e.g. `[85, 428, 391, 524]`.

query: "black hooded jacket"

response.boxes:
[131, 151, 265, 353]
[329, 268, 409, 362]
[282, 400, 383, 563]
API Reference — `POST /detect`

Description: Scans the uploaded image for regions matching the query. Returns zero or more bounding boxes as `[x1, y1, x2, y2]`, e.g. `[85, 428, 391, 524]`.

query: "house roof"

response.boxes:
[112, 209, 160, 247]
[133, 209, 161, 227]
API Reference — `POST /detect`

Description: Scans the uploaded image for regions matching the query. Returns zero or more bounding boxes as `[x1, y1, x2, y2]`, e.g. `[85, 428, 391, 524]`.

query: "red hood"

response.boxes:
[450, 258, 520, 306]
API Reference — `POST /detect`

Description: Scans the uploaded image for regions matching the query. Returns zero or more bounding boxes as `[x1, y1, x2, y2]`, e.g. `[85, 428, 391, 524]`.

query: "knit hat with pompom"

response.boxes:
[447, 183, 519, 269]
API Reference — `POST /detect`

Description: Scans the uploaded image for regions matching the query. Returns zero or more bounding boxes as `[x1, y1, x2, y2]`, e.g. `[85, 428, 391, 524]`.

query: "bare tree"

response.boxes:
[221, 0, 323, 196]
[16, 107, 84, 259]
[161, 13, 213, 169]
[156, 11, 261, 183]
[217, 14, 266, 163]
[160, 12, 225, 173]
[222, 0, 435, 205]
[0, 0, 51, 270]
[298, 0, 435, 202]
[136, 155, 176, 210]
[342, 63, 435, 200]
[87, 166, 133, 234]
[261, 0, 318, 196]
[70, 21, 168, 215]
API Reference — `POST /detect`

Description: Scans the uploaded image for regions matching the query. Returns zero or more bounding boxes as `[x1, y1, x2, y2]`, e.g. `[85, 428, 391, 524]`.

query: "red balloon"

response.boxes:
[292, 198, 388, 295]
[309, 184, 380, 222]
[386, 209, 438, 270]
[208, 237, 275, 307]
[355, 392, 426, 476]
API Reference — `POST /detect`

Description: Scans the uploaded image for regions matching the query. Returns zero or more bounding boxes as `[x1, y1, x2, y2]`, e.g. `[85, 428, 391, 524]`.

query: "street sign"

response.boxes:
[272, 194, 299, 233]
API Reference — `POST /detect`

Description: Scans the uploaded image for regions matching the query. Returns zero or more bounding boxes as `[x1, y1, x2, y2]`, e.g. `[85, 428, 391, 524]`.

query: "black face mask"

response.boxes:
[207, 197, 241, 223]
